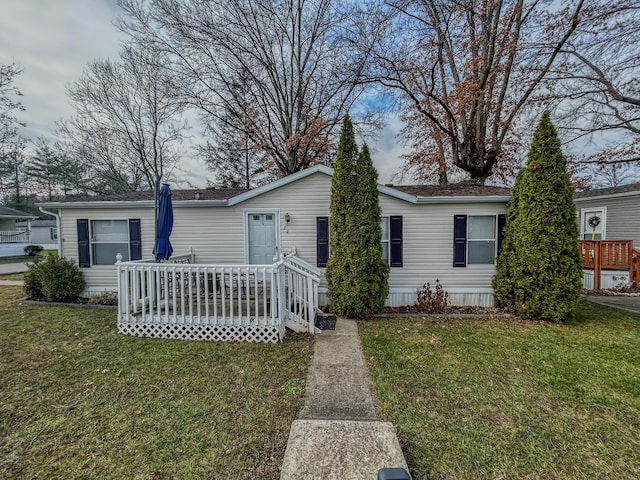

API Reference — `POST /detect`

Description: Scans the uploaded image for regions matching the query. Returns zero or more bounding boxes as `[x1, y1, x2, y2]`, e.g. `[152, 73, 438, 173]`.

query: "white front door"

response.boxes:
[248, 213, 277, 264]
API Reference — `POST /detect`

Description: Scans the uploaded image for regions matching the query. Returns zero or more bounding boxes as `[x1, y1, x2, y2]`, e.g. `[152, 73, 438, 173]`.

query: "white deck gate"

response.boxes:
[116, 251, 321, 343]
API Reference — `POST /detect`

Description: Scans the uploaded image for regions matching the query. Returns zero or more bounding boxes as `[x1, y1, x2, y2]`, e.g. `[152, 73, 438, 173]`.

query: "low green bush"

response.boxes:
[23, 256, 46, 300]
[24, 255, 85, 302]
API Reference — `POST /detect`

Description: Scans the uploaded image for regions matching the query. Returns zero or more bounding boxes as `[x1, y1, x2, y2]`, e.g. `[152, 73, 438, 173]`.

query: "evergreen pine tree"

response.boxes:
[494, 111, 582, 321]
[326, 116, 389, 318]
[492, 168, 523, 310]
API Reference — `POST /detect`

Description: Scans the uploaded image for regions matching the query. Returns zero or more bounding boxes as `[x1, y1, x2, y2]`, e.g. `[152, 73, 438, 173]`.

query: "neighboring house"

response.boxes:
[574, 183, 640, 289]
[39, 165, 510, 306]
[16, 219, 59, 251]
[0, 206, 36, 257]
[574, 183, 640, 245]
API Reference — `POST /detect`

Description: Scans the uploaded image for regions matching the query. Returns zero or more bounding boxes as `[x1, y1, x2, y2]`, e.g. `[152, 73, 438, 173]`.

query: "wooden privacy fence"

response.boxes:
[578, 240, 638, 289]
[116, 251, 321, 343]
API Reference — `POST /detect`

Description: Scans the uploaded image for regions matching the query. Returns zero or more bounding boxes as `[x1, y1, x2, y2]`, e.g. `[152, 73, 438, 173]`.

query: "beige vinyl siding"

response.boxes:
[59, 207, 155, 291]
[575, 195, 640, 246]
[378, 195, 506, 306]
[56, 170, 508, 304]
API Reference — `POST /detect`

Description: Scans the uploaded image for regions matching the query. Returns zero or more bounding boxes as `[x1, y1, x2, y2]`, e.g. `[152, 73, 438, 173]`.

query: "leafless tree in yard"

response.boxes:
[119, 0, 373, 177]
[554, 1, 640, 168]
[58, 45, 187, 208]
[363, 0, 586, 184]
[0, 62, 25, 154]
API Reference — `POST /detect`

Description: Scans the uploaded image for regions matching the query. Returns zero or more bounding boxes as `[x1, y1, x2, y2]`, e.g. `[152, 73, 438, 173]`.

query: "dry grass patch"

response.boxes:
[0, 287, 312, 479]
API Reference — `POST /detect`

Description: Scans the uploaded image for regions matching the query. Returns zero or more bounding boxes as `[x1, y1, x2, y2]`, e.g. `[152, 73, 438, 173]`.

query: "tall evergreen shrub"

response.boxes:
[493, 111, 582, 322]
[326, 115, 389, 318]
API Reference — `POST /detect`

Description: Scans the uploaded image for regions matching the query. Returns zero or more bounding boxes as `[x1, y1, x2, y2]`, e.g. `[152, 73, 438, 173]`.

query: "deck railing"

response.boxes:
[578, 240, 636, 289]
[0, 230, 29, 243]
[116, 251, 321, 343]
[282, 254, 321, 334]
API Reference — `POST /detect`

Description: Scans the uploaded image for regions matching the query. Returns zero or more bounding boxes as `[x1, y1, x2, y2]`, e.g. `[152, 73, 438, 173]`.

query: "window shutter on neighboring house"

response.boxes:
[316, 216, 329, 267]
[497, 214, 506, 254]
[453, 215, 467, 267]
[389, 215, 403, 267]
[77, 218, 90, 268]
[129, 219, 142, 261]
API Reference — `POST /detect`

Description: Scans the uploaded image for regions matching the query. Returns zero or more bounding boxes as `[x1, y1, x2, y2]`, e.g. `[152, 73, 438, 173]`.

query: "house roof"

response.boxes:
[574, 182, 640, 200]
[16, 219, 56, 227]
[61, 187, 249, 203]
[38, 165, 511, 209]
[393, 183, 510, 203]
[0, 206, 37, 219]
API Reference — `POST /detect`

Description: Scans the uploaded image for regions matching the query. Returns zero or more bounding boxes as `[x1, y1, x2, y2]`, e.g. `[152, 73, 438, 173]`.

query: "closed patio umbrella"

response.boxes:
[153, 183, 174, 262]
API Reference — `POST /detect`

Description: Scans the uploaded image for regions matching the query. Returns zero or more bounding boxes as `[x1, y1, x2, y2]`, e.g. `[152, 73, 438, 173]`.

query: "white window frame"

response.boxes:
[243, 209, 281, 264]
[90, 219, 131, 266]
[50, 227, 58, 240]
[380, 216, 390, 265]
[580, 207, 606, 240]
[467, 215, 498, 265]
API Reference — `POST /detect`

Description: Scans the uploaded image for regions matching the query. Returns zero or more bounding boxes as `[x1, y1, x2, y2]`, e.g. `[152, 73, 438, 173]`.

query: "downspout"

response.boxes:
[39, 206, 62, 254]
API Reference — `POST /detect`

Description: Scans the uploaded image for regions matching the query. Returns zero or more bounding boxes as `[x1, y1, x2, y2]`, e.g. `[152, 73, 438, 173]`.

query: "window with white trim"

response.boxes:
[580, 208, 605, 240]
[50, 227, 58, 240]
[380, 216, 389, 264]
[91, 220, 130, 264]
[467, 215, 497, 265]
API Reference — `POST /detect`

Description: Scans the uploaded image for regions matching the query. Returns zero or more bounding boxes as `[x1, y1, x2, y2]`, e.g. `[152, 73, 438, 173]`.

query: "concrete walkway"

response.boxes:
[585, 295, 640, 314]
[280, 319, 409, 479]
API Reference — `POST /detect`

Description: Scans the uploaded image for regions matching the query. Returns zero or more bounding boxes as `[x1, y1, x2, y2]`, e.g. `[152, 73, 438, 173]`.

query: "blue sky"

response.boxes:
[0, 0, 405, 187]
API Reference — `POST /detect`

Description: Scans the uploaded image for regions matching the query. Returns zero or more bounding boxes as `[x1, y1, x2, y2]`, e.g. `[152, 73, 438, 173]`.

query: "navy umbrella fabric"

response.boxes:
[154, 183, 174, 262]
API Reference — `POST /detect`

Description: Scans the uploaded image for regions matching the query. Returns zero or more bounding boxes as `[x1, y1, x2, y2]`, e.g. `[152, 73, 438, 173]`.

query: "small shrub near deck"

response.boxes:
[24, 254, 85, 302]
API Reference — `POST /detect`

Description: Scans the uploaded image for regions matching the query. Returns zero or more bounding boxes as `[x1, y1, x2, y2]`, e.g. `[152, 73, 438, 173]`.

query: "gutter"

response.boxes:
[415, 195, 511, 204]
[38, 206, 62, 254]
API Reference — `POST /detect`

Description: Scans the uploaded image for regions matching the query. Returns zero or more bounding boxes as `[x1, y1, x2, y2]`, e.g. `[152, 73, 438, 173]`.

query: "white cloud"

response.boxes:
[0, 0, 124, 141]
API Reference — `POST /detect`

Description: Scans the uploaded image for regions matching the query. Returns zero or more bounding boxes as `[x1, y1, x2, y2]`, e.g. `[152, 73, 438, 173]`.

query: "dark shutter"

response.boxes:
[497, 214, 506, 255]
[77, 218, 90, 268]
[453, 215, 467, 267]
[316, 216, 329, 267]
[389, 216, 403, 267]
[129, 218, 142, 261]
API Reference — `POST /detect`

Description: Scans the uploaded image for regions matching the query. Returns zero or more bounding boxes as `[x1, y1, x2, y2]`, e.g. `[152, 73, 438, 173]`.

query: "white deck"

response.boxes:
[116, 251, 321, 343]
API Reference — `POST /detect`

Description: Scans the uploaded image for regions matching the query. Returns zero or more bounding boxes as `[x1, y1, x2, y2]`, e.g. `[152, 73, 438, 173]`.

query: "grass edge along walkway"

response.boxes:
[360, 300, 640, 480]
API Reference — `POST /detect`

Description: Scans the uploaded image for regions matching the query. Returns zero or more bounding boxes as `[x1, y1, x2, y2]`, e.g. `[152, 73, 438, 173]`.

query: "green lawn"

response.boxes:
[0, 286, 312, 479]
[0, 255, 32, 264]
[360, 301, 640, 480]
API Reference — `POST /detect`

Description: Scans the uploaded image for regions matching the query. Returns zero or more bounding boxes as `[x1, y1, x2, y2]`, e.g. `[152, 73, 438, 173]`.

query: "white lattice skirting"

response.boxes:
[118, 321, 284, 343]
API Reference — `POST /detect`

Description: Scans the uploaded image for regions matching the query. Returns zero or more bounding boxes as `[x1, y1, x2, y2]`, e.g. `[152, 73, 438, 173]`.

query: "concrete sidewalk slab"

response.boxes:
[300, 364, 377, 420]
[280, 318, 410, 478]
[0, 280, 24, 286]
[280, 420, 408, 480]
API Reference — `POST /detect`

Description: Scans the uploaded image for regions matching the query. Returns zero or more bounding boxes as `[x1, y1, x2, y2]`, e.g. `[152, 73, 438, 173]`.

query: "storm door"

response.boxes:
[247, 213, 277, 264]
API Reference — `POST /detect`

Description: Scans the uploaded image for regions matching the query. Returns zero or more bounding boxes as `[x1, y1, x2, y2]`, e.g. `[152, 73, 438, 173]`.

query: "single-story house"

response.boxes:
[0, 206, 36, 257]
[39, 165, 510, 307]
[16, 219, 59, 251]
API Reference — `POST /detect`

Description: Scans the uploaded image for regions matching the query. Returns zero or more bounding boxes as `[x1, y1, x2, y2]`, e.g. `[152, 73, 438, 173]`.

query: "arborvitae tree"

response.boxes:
[492, 168, 523, 311]
[326, 115, 389, 318]
[493, 111, 582, 322]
